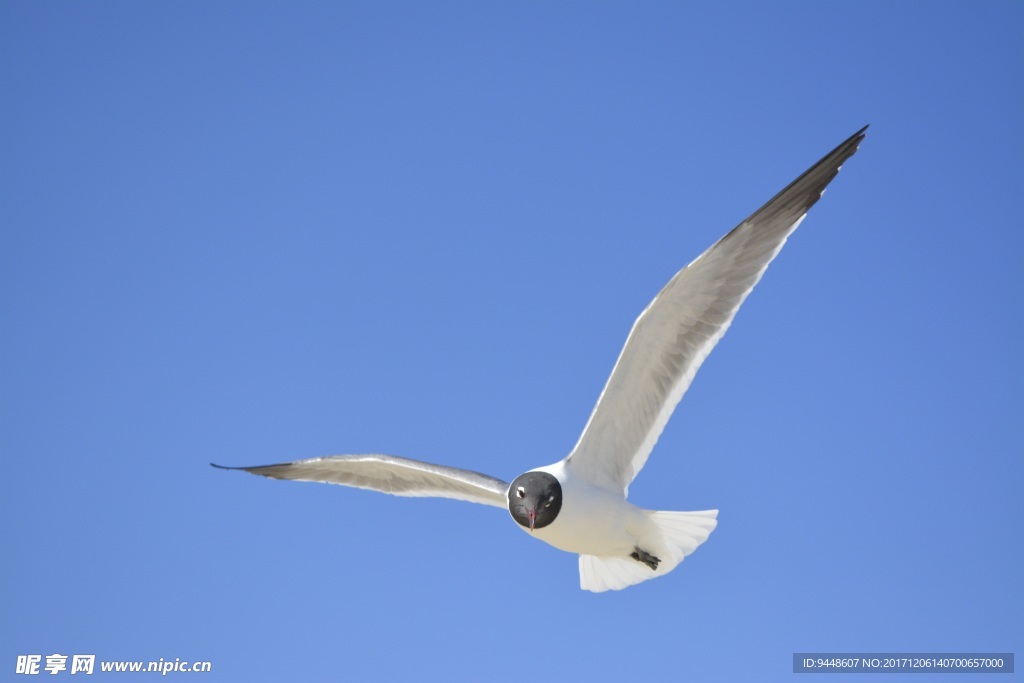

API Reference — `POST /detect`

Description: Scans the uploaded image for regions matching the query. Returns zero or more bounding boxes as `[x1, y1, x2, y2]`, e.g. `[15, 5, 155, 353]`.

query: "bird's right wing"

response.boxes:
[212, 454, 510, 509]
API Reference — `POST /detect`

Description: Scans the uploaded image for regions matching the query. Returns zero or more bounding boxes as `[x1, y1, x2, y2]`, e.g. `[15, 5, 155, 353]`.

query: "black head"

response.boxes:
[508, 471, 562, 531]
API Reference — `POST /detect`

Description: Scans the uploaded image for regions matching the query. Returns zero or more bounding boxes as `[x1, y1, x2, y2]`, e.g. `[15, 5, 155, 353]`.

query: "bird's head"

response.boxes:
[507, 471, 562, 531]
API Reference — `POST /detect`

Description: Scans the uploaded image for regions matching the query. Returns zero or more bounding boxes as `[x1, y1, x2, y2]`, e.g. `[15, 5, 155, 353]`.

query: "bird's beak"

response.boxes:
[527, 508, 537, 531]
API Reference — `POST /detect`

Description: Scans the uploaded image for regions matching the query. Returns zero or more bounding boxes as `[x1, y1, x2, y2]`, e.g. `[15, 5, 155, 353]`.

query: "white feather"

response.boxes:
[565, 128, 866, 495]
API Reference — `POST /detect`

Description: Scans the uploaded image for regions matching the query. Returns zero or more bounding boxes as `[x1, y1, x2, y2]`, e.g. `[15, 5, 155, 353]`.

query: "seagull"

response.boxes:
[214, 126, 867, 592]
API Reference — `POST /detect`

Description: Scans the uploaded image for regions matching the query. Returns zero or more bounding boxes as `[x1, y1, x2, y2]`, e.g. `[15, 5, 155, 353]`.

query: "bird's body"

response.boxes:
[214, 126, 867, 592]
[511, 461, 719, 591]
[526, 460, 641, 558]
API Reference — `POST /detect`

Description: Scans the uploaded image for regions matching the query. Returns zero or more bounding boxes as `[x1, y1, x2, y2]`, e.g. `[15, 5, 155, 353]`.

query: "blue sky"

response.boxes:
[2, 2, 1021, 680]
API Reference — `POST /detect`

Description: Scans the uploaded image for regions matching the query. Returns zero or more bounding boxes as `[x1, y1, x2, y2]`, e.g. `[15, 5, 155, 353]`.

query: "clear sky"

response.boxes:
[2, 2, 1021, 681]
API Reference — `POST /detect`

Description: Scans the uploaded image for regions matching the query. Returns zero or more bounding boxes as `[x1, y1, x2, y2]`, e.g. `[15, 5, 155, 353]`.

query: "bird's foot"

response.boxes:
[630, 547, 660, 571]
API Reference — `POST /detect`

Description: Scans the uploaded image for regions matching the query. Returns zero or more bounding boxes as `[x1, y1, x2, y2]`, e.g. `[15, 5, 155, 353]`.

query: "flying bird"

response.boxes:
[214, 126, 867, 592]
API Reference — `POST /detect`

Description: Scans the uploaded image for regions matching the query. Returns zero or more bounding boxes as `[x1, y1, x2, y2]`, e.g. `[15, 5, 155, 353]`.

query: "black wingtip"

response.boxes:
[839, 124, 869, 152]
[211, 461, 281, 475]
[713, 125, 868, 246]
[846, 124, 869, 149]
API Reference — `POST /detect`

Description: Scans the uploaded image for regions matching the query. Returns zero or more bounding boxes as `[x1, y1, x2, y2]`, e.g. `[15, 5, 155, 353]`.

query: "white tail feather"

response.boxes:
[578, 509, 718, 592]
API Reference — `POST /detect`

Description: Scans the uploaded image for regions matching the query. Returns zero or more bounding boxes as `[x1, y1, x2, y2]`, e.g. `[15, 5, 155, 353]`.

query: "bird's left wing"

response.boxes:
[212, 454, 510, 509]
[565, 127, 867, 495]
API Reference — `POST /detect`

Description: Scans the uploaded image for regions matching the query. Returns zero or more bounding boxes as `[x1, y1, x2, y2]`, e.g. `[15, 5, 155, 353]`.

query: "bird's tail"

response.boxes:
[578, 509, 718, 592]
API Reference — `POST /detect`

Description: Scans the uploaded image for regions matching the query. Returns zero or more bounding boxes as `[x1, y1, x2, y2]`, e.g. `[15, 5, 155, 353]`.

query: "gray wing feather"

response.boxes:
[565, 127, 867, 494]
[212, 454, 510, 509]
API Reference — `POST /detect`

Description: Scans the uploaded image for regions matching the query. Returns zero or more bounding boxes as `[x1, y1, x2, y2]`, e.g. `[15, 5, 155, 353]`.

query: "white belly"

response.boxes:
[514, 461, 650, 556]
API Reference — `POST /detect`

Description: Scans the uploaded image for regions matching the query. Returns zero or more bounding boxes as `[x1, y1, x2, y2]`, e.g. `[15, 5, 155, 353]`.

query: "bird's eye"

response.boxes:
[544, 495, 554, 508]
[516, 486, 525, 499]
